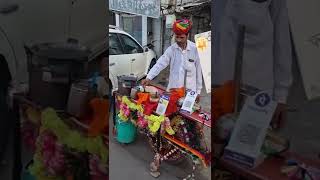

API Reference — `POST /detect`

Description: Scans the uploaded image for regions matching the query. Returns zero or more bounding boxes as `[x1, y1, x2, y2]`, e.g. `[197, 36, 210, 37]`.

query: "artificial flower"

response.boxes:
[146, 115, 165, 134]
[137, 112, 148, 129]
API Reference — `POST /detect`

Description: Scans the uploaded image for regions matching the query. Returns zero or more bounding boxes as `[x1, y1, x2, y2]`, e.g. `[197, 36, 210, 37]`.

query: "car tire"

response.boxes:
[148, 58, 157, 73]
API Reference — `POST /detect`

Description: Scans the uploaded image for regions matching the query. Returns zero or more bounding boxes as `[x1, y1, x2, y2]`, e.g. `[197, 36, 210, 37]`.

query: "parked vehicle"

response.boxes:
[109, 25, 157, 92]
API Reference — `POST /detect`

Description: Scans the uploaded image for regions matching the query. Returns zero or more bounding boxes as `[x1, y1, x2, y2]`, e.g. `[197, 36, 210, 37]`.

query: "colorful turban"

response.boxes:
[172, 19, 192, 35]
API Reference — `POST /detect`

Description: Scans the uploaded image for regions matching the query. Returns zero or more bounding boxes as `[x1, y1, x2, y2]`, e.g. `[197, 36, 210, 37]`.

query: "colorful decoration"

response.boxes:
[119, 103, 130, 121]
[40, 108, 108, 163]
[168, 115, 210, 166]
[160, 117, 175, 135]
[173, 19, 192, 35]
[118, 96, 174, 135]
[29, 129, 65, 180]
[171, 115, 184, 132]
[164, 134, 208, 167]
[130, 110, 139, 126]
[122, 96, 143, 112]
[117, 92, 210, 169]
[166, 88, 185, 115]
[142, 101, 158, 116]
[146, 114, 165, 134]
[29, 150, 64, 180]
[137, 112, 148, 129]
[119, 96, 144, 121]
[39, 130, 66, 176]
[20, 99, 108, 179]
[28, 108, 108, 179]
[160, 148, 179, 162]
[114, 88, 211, 179]
[171, 116, 191, 145]
[136, 92, 150, 105]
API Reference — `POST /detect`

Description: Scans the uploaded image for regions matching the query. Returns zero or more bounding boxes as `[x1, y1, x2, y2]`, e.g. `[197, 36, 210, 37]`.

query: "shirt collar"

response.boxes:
[174, 40, 191, 51]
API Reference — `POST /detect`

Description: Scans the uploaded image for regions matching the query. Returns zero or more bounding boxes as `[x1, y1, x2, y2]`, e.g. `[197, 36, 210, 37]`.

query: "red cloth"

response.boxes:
[136, 92, 150, 105]
[213, 80, 236, 120]
[165, 88, 185, 115]
[143, 101, 158, 115]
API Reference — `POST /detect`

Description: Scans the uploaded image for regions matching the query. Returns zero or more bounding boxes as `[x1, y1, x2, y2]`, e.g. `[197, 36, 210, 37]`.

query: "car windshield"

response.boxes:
[119, 34, 143, 54]
[109, 33, 124, 55]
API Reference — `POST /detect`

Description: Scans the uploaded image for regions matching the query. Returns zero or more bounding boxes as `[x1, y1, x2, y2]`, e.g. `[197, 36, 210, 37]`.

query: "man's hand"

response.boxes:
[141, 78, 151, 86]
[271, 103, 287, 130]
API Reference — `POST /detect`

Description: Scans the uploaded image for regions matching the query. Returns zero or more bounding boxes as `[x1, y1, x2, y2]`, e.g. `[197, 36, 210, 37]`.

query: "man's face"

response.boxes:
[175, 34, 188, 46]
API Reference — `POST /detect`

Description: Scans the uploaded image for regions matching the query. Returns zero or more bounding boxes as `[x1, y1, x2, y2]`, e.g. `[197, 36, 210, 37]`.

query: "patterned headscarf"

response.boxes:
[173, 19, 192, 35]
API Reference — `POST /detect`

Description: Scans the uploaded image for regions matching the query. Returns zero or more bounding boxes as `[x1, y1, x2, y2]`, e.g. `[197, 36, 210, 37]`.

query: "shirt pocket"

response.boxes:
[185, 59, 196, 76]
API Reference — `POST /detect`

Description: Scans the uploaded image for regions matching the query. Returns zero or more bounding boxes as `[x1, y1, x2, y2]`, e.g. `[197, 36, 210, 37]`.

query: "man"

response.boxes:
[142, 19, 203, 100]
[213, 0, 293, 129]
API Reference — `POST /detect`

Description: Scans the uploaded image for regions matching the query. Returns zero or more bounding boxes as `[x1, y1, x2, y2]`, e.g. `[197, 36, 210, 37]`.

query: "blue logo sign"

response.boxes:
[255, 93, 270, 107]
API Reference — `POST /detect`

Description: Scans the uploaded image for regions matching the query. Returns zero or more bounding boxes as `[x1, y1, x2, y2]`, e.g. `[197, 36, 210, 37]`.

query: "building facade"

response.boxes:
[109, 0, 211, 58]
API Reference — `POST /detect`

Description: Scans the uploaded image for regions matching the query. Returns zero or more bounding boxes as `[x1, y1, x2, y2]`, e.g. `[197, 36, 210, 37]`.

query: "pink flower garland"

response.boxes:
[120, 103, 130, 117]
[137, 112, 148, 128]
[40, 131, 66, 176]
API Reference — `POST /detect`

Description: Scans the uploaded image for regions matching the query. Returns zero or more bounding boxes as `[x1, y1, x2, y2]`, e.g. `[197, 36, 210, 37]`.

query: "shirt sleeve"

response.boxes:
[270, 0, 293, 104]
[146, 47, 171, 80]
[195, 49, 203, 95]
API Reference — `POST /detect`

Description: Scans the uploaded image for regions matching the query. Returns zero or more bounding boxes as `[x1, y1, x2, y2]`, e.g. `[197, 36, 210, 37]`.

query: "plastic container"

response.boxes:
[115, 114, 137, 143]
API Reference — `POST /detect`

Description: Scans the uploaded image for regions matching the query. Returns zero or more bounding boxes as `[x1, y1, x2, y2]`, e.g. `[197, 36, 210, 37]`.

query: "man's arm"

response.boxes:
[270, 0, 293, 104]
[270, 0, 293, 129]
[195, 49, 203, 95]
[146, 47, 172, 81]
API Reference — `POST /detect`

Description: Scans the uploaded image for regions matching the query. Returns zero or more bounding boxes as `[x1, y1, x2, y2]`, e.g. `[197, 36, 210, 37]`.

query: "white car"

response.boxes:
[109, 25, 157, 92]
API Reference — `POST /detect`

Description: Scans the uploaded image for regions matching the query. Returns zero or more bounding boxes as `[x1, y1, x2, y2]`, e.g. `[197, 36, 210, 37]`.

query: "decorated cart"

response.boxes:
[112, 82, 212, 179]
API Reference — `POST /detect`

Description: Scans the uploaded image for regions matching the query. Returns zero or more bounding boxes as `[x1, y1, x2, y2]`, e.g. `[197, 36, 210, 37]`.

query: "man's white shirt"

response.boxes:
[147, 40, 203, 95]
[213, 0, 293, 103]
